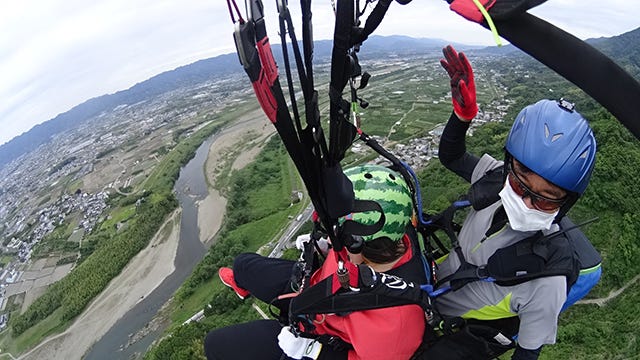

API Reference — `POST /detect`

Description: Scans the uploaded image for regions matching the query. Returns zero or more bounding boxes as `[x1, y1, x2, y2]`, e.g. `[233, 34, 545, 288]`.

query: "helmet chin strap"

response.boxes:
[553, 192, 579, 223]
[345, 235, 364, 254]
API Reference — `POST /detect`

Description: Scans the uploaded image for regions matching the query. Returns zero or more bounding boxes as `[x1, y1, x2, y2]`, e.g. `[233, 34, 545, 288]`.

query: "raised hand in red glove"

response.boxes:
[440, 45, 478, 121]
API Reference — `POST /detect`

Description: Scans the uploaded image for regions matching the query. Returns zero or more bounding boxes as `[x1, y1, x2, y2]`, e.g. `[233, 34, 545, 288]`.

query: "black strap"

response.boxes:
[492, 12, 640, 139]
[339, 199, 386, 238]
[289, 261, 431, 318]
[352, 0, 392, 45]
[484, 206, 507, 238]
[439, 226, 584, 291]
[273, 0, 358, 251]
[289, 229, 432, 319]
[315, 334, 354, 352]
[329, 0, 359, 164]
[467, 165, 505, 210]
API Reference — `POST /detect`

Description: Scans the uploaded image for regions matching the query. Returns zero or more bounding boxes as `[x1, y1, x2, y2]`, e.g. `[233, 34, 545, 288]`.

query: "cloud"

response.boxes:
[0, 0, 227, 145]
[0, 0, 638, 145]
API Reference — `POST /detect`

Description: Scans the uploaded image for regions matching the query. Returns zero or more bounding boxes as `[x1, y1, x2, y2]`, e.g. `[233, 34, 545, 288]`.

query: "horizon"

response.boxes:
[1, 0, 639, 146]
[0, 29, 633, 146]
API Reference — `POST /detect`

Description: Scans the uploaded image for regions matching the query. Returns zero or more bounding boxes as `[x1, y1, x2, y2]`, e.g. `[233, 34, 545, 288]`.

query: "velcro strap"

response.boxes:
[340, 199, 385, 237]
[316, 334, 354, 351]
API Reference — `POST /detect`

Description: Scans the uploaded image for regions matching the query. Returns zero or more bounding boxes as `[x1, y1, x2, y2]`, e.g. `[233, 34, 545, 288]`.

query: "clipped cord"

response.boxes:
[471, 0, 503, 46]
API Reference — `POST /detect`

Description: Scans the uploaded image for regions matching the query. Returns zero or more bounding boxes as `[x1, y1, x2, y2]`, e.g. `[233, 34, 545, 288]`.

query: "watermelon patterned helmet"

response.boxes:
[342, 164, 414, 242]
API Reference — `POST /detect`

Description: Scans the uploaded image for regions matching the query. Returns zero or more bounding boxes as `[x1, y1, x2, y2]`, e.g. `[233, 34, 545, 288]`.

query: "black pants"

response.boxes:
[233, 253, 297, 309]
[204, 253, 347, 360]
[205, 319, 285, 360]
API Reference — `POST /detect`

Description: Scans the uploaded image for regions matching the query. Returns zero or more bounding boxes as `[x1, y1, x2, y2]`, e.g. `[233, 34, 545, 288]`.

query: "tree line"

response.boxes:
[10, 122, 220, 337]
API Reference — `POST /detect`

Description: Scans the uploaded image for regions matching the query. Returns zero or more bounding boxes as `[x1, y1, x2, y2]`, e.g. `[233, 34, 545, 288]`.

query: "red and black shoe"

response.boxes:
[218, 267, 251, 300]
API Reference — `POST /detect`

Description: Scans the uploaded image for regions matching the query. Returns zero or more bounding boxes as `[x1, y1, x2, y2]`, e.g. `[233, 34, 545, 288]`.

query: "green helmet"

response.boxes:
[342, 164, 414, 243]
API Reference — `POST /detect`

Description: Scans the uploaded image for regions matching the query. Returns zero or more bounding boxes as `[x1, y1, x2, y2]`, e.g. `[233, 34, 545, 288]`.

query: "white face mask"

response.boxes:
[499, 179, 559, 232]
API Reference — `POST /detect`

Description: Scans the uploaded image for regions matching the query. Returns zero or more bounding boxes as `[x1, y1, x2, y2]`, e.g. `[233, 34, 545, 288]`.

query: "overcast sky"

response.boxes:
[1, 0, 638, 146]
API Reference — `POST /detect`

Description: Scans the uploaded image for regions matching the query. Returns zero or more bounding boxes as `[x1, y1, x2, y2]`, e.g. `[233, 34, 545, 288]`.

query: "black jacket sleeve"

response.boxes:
[438, 112, 480, 183]
[511, 345, 542, 360]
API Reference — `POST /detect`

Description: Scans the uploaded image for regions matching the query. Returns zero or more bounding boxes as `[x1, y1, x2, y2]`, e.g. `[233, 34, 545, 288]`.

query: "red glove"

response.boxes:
[440, 45, 478, 121]
[449, 0, 496, 24]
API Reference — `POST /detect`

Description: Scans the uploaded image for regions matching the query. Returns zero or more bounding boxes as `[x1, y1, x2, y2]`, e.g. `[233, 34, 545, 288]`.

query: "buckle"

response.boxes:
[476, 265, 489, 279]
[557, 98, 575, 112]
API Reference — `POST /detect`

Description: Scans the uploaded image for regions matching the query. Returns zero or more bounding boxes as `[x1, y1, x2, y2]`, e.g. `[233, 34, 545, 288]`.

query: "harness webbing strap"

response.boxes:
[289, 227, 432, 320]
[289, 263, 431, 317]
[351, 0, 392, 45]
[300, 0, 315, 93]
[329, 0, 358, 165]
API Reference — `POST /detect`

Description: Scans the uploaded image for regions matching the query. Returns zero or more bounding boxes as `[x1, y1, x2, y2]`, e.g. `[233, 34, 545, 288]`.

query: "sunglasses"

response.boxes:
[507, 160, 567, 211]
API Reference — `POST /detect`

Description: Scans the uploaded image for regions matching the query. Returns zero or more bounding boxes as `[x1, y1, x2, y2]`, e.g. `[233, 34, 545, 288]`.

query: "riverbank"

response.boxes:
[197, 110, 274, 244]
[19, 210, 182, 360]
[17, 109, 273, 360]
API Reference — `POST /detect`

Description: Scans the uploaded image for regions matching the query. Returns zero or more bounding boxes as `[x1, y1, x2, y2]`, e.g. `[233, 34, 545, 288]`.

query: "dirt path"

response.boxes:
[576, 274, 640, 307]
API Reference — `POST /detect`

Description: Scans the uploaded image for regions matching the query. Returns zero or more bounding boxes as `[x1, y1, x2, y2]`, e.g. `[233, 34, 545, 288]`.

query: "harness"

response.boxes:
[285, 226, 430, 351]
[223, 0, 614, 355]
[226, 0, 433, 348]
[410, 167, 602, 359]
[425, 166, 601, 302]
[288, 225, 429, 318]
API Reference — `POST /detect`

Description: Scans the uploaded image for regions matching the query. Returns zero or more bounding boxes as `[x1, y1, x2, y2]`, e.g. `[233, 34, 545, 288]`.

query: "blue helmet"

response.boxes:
[505, 99, 596, 194]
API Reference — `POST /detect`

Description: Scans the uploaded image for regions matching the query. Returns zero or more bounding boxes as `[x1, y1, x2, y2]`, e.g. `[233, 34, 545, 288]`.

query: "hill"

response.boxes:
[0, 26, 637, 172]
[0, 36, 473, 171]
[0, 53, 240, 170]
[587, 27, 640, 79]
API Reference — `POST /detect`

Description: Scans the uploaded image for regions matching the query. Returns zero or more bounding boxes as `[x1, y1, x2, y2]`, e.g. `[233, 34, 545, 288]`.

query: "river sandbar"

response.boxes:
[19, 210, 181, 360]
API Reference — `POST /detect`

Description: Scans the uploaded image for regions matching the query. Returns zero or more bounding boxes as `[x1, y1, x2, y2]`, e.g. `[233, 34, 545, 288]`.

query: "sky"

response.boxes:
[1, 0, 639, 146]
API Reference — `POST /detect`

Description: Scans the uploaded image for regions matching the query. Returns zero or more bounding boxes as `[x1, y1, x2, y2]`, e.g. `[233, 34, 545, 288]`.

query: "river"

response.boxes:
[84, 135, 215, 360]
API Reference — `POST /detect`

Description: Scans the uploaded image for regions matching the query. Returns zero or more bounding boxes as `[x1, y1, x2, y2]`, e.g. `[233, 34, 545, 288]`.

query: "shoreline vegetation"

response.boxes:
[143, 118, 305, 359]
[2, 119, 222, 357]
[6, 106, 276, 359]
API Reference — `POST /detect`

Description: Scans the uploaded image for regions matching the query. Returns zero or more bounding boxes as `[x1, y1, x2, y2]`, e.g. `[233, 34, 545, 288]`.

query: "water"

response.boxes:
[84, 135, 216, 360]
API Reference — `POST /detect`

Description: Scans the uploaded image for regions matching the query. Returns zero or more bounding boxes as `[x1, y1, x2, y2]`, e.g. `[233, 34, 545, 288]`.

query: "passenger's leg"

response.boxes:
[233, 253, 297, 304]
[204, 319, 283, 360]
[204, 319, 349, 360]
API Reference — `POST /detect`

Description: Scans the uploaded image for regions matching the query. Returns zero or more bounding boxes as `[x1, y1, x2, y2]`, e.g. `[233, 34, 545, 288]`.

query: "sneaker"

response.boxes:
[218, 267, 250, 300]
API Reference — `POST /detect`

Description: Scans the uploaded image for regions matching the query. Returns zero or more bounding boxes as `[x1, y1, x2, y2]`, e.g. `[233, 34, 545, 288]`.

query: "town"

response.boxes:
[0, 71, 249, 324]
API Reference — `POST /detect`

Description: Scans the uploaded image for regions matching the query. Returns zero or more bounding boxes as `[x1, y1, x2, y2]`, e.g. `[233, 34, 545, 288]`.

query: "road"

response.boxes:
[268, 205, 314, 258]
